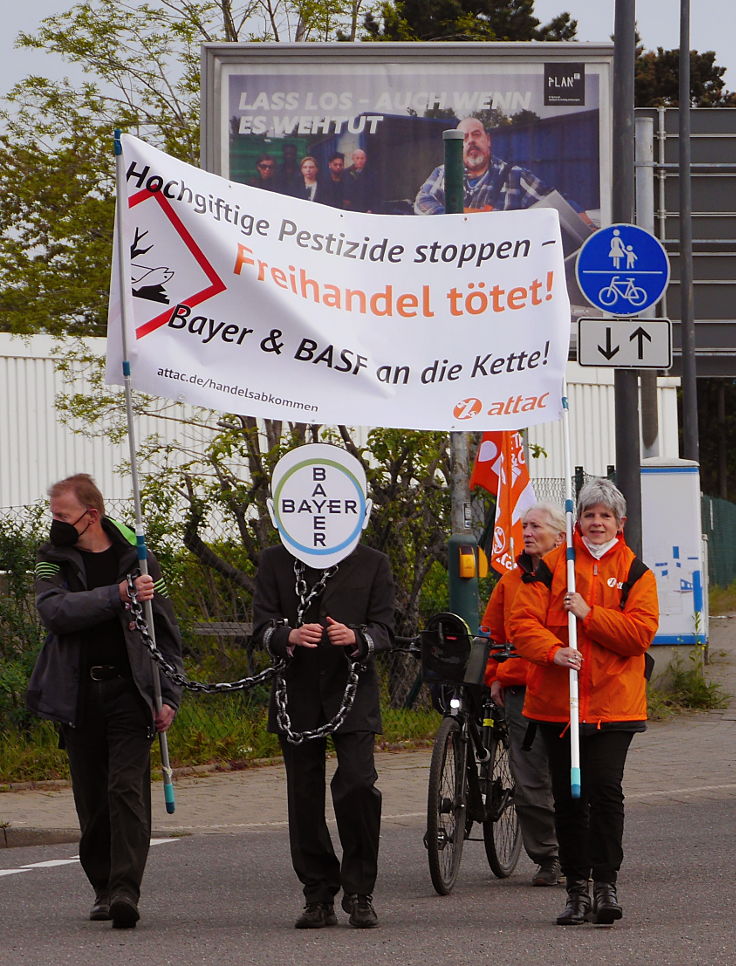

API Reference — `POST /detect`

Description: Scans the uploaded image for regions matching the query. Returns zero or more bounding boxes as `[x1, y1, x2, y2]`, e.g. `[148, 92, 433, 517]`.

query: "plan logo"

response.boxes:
[127, 187, 226, 339]
[544, 63, 585, 106]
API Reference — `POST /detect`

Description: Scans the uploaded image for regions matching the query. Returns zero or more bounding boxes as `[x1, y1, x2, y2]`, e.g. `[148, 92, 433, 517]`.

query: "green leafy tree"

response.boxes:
[636, 46, 735, 107]
[0, 0, 369, 337]
[363, 0, 576, 43]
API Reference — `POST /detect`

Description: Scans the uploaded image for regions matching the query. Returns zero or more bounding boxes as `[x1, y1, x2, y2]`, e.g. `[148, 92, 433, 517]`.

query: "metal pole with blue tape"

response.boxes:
[562, 385, 581, 799]
[114, 129, 176, 814]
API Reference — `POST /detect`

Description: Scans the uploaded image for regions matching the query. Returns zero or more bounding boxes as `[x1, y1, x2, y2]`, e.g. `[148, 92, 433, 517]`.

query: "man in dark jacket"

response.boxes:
[27, 474, 183, 929]
[252, 444, 394, 930]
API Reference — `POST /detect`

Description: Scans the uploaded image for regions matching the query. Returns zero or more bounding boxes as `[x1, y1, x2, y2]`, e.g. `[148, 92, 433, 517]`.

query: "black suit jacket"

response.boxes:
[252, 544, 394, 734]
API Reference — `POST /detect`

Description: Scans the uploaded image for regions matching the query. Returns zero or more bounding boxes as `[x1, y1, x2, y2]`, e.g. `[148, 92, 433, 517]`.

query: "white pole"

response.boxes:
[114, 129, 175, 813]
[561, 385, 581, 799]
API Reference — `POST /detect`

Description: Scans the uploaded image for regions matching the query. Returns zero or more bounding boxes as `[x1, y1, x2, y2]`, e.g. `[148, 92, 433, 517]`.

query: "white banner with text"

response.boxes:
[106, 134, 571, 430]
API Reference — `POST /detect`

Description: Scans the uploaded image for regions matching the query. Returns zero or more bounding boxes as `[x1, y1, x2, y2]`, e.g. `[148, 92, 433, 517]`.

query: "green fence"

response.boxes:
[702, 494, 736, 589]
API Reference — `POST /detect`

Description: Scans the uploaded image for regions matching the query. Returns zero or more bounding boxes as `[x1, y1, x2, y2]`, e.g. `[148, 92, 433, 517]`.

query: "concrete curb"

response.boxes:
[2, 826, 79, 849]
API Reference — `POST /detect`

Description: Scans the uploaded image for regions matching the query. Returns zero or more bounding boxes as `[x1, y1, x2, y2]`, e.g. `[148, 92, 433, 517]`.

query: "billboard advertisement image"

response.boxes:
[202, 42, 613, 318]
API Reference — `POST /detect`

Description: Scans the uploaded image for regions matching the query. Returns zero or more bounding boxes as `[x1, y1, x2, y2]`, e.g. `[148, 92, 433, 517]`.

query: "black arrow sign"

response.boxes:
[597, 327, 620, 360]
[630, 325, 653, 359]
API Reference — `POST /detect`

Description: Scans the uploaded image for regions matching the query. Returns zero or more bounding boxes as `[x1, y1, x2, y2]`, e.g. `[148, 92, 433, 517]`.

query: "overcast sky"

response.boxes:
[1, 1, 735, 97]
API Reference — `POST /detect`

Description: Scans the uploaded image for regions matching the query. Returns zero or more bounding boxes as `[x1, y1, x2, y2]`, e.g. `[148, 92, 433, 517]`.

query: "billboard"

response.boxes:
[201, 42, 613, 318]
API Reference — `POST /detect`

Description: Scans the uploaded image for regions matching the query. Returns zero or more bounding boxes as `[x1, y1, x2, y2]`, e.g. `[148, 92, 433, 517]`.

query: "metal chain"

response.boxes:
[274, 660, 362, 745]
[126, 574, 285, 694]
[294, 559, 338, 625]
[126, 571, 365, 743]
[275, 559, 362, 744]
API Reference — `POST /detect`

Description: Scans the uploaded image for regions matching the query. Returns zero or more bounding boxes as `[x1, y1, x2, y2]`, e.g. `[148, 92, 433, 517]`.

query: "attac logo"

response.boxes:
[127, 187, 227, 339]
[454, 398, 483, 420]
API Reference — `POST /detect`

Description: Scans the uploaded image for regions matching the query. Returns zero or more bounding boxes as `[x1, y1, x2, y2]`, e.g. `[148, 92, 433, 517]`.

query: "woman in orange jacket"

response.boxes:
[509, 479, 658, 927]
[482, 502, 565, 887]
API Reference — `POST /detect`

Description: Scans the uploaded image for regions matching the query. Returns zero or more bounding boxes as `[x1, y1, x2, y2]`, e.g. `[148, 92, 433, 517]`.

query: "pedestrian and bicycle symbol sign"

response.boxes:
[575, 223, 670, 316]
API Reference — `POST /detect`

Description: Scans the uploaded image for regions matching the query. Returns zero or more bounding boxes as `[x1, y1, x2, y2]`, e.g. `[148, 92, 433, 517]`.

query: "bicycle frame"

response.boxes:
[443, 686, 496, 827]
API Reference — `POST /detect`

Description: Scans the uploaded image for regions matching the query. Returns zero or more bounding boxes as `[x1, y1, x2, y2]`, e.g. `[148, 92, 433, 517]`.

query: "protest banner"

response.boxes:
[107, 134, 570, 431]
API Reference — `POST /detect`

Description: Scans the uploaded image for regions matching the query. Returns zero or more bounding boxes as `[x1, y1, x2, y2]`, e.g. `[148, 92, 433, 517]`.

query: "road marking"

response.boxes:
[629, 783, 736, 800]
[0, 837, 179, 878]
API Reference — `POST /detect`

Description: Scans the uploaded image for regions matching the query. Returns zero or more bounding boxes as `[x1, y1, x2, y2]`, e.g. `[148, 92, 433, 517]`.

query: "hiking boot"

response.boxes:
[532, 857, 562, 887]
[295, 902, 338, 929]
[341, 893, 378, 928]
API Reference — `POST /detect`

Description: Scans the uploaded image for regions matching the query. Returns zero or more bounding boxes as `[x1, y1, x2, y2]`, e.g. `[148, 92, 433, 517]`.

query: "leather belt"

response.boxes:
[89, 665, 127, 681]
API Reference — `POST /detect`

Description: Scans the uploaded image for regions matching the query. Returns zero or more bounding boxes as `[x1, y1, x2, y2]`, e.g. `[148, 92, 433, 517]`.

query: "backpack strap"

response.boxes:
[620, 556, 655, 680]
[620, 557, 649, 610]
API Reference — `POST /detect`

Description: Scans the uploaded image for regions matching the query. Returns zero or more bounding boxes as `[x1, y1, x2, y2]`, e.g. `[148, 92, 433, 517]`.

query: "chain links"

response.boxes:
[126, 574, 285, 693]
[126, 569, 365, 744]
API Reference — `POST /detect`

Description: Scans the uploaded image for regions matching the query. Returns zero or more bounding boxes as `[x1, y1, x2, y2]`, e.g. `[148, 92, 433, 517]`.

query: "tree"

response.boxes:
[0, 1, 369, 336]
[636, 46, 736, 108]
[363, 0, 577, 43]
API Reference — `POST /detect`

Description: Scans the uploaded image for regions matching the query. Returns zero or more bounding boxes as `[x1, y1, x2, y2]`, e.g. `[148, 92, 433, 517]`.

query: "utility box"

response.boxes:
[641, 458, 707, 645]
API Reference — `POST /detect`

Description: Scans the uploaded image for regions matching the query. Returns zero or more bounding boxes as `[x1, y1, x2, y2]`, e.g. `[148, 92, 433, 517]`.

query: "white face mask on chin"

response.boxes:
[582, 535, 619, 559]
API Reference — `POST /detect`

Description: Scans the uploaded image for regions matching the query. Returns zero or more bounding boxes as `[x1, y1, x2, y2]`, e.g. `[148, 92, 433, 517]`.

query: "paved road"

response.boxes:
[2, 618, 735, 965]
[3, 795, 736, 966]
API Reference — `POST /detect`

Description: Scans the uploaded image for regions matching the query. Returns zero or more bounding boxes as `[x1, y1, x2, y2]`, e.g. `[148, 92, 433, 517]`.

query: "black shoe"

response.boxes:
[532, 858, 562, 886]
[109, 894, 140, 929]
[89, 893, 111, 921]
[341, 893, 378, 928]
[588, 882, 623, 924]
[294, 902, 338, 929]
[556, 880, 591, 925]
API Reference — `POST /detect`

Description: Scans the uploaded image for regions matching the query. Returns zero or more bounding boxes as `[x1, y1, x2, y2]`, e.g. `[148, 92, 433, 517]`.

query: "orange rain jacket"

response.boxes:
[508, 530, 659, 726]
[481, 554, 535, 689]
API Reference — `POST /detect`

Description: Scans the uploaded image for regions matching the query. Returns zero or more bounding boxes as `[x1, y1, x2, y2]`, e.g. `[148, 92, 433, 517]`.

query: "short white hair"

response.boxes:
[576, 478, 626, 523]
[524, 501, 565, 535]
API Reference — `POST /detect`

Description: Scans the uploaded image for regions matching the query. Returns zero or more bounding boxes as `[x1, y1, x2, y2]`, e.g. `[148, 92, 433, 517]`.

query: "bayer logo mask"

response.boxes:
[267, 443, 372, 568]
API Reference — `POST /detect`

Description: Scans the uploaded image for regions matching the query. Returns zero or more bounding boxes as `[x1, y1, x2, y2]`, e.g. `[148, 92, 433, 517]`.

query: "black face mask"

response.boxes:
[49, 510, 89, 548]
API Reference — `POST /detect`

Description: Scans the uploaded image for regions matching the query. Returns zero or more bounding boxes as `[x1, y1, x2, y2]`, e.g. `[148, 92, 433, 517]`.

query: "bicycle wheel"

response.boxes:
[482, 730, 522, 878]
[598, 284, 618, 307]
[425, 716, 467, 895]
[628, 285, 648, 307]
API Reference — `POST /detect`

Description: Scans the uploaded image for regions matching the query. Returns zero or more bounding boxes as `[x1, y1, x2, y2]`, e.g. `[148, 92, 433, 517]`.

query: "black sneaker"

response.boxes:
[341, 893, 378, 928]
[295, 902, 338, 929]
[109, 894, 140, 929]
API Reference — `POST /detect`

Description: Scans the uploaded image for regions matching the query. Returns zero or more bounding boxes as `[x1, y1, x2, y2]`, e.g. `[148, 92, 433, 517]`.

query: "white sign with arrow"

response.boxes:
[577, 317, 672, 369]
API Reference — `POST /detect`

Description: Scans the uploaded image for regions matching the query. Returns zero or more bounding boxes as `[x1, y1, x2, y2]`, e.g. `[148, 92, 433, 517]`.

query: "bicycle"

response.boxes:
[597, 275, 648, 308]
[401, 613, 522, 895]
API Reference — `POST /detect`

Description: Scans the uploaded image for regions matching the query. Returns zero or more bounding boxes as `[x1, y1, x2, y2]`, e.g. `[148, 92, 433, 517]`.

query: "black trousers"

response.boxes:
[279, 730, 381, 903]
[62, 676, 153, 902]
[539, 724, 634, 884]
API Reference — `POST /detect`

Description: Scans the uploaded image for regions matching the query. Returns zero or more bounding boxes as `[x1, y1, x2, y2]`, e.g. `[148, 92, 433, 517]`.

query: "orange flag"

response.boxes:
[470, 431, 536, 574]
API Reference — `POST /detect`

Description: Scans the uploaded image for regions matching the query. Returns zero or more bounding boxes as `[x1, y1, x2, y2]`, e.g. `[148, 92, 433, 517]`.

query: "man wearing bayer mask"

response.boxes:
[252, 444, 395, 930]
[27, 474, 183, 929]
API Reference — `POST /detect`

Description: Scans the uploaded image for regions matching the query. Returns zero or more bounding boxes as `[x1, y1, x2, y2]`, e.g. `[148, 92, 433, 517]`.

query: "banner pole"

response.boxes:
[562, 384, 581, 799]
[114, 129, 176, 814]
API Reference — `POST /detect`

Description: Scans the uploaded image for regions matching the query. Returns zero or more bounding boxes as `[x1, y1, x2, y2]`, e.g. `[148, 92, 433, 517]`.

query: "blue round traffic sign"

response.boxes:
[575, 223, 670, 316]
